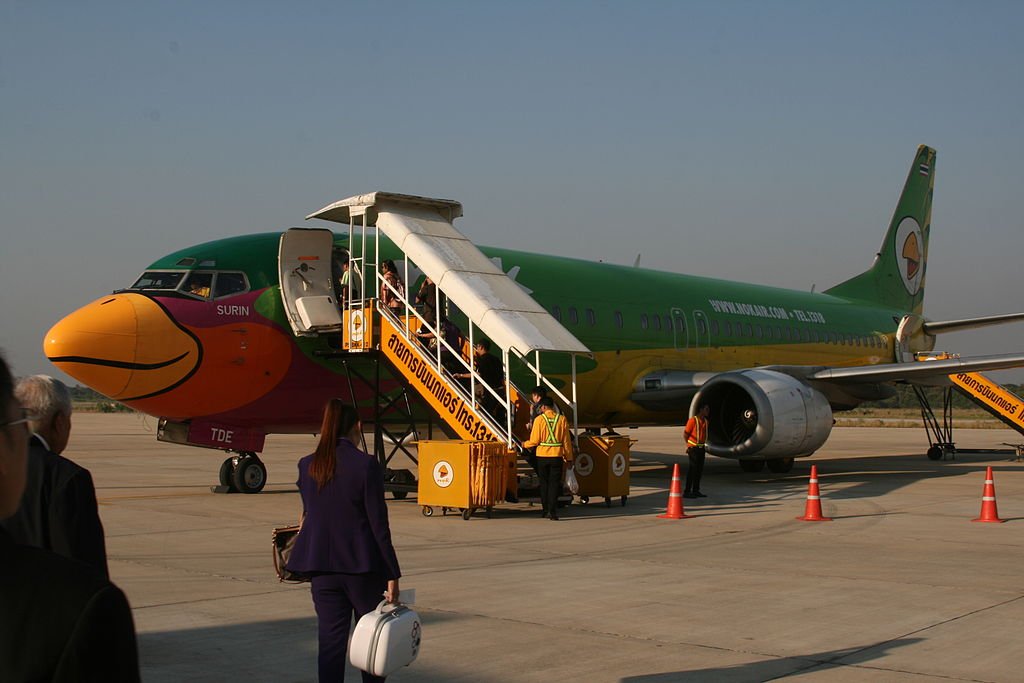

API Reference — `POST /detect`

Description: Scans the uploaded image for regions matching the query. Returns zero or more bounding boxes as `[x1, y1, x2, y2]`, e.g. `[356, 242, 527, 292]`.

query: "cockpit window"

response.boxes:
[130, 271, 186, 290]
[129, 269, 248, 299]
[184, 272, 213, 299]
[213, 272, 248, 298]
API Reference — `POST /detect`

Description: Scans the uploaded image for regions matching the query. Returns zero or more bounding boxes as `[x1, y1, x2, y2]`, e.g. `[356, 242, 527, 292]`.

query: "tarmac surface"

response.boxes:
[71, 414, 1024, 682]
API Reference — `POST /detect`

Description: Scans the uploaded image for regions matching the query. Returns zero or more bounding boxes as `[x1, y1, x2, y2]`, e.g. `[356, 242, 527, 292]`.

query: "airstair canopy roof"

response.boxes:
[307, 192, 591, 358]
[306, 192, 463, 227]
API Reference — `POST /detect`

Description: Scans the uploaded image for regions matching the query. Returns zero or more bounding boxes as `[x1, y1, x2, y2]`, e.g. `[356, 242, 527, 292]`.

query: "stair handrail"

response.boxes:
[374, 289, 518, 447]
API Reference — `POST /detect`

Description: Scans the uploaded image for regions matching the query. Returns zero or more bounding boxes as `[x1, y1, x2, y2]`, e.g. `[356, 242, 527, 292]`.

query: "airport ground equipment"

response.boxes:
[575, 434, 631, 507]
[913, 353, 1024, 460]
[417, 440, 514, 520]
[293, 192, 589, 498]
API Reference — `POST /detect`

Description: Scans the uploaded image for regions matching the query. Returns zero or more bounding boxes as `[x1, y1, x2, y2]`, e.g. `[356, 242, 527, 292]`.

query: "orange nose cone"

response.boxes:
[45, 293, 200, 401]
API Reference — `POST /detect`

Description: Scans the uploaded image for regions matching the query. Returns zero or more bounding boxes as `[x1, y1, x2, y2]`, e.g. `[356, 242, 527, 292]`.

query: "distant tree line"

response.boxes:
[861, 384, 1024, 410]
[69, 385, 133, 412]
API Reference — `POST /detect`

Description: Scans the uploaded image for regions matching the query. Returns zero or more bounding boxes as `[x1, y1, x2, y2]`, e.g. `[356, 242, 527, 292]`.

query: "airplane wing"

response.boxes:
[803, 353, 1024, 383]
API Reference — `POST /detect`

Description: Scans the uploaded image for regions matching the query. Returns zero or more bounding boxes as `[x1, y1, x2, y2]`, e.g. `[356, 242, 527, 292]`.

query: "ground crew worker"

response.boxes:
[684, 404, 710, 499]
[523, 396, 573, 520]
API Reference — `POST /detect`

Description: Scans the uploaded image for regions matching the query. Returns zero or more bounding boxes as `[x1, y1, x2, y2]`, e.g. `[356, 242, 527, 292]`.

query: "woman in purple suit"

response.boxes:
[288, 400, 402, 682]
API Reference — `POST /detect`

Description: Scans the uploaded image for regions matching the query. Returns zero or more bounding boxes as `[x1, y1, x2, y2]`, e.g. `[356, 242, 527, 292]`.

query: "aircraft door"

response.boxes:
[693, 310, 710, 362]
[671, 307, 688, 350]
[278, 228, 344, 336]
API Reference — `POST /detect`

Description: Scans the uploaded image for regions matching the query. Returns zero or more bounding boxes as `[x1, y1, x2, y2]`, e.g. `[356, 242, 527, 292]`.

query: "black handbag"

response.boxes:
[272, 525, 310, 583]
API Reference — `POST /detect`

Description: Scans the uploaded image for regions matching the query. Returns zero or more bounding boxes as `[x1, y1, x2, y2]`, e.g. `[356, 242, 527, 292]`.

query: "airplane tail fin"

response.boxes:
[824, 145, 936, 314]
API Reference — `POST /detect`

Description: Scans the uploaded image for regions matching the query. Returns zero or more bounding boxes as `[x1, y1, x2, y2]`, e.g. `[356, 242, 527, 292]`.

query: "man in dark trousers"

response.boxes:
[523, 396, 574, 520]
[1, 375, 108, 579]
[684, 404, 711, 499]
[0, 355, 140, 682]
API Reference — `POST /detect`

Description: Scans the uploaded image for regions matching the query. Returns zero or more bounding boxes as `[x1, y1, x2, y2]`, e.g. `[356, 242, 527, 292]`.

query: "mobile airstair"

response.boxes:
[913, 353, 1024, 460]
[279, 192, 590, 503]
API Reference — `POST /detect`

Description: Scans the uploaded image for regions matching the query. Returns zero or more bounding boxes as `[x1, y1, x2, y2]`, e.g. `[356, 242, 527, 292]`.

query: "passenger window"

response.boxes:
[640, 314, 649, 330]
[614, 311, 623, 329]
[755, 324, 763, 339]
[744, 323, 752, 337]
[569, 307, 579, 325]
[801, 328, 810, 342]
[725, 321, 733, 336]
[183, 272, 213, 299]
[698, 319, 707, 335]
[586, 308, 596, 326]
[552, 306, 561, 322]
[214, 272, 248, 298]
[765, 325, 773, 340]
[711, 320, 720, 336]
[653, 314, 662, 331]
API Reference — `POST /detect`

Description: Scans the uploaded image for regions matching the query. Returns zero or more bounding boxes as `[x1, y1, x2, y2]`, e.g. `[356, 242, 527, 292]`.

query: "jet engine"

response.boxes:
[691, 369, 832, 459]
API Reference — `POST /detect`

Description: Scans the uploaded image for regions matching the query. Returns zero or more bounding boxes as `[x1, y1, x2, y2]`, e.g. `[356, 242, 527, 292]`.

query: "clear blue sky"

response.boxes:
[2, 1, 1023, 382]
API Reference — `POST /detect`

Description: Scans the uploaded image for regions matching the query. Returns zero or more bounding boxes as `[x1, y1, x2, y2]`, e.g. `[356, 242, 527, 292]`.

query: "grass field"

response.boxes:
[833, 407, 1005, 429]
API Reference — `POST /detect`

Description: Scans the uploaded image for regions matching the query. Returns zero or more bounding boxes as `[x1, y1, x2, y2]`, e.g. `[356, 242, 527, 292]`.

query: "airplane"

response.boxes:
[43, 145, 1024, 493]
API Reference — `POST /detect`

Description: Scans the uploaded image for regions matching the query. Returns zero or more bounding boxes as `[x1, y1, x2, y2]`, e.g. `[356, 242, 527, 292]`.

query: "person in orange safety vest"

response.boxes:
[683, 404, 710, 499]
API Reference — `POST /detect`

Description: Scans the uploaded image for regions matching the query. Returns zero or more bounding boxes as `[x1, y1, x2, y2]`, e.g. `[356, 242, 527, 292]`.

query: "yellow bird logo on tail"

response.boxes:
[902, 232, 920, 280]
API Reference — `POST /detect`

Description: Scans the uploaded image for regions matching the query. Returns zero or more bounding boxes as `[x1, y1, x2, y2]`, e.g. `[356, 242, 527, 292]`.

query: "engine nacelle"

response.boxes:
[691, 369, 833, 459]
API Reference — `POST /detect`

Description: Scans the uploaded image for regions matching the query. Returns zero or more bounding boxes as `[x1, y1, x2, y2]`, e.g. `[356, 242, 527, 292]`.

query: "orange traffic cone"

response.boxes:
[658, 463, 692, 519]
[797, 465, 832, 521]
[972, 466, 1005, 523]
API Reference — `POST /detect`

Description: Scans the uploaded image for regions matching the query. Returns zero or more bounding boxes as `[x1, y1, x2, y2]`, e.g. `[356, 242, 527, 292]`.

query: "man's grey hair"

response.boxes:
[15, 375, 72, 431]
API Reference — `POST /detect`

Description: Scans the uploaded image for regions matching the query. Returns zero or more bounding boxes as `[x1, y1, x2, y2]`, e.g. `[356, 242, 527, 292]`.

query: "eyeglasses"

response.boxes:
[0, 409, 36, 429]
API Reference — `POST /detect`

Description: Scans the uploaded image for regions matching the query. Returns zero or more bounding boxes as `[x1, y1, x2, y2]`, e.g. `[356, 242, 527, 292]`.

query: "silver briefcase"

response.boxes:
[349, 600, 422, 677]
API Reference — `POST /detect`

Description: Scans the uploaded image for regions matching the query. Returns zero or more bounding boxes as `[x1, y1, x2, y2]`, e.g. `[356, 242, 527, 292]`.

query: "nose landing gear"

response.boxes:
[213, 452, 268, 494]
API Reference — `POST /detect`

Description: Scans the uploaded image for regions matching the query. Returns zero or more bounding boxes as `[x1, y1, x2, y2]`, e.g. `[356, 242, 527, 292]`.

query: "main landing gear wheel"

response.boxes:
[927, 446, 943, 461]
[739, 459, 765, 473]
[386, 468, 416, 500]
[219, 457, 239, 492]
[232, 453, 267, 494]
[765, 458, 794, 474]
[421, 506, 434, 517]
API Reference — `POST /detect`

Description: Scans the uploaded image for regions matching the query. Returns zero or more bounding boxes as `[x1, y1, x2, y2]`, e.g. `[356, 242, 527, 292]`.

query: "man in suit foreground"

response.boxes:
[1, 375, 108, 578]
[0, 355, 139, 682]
